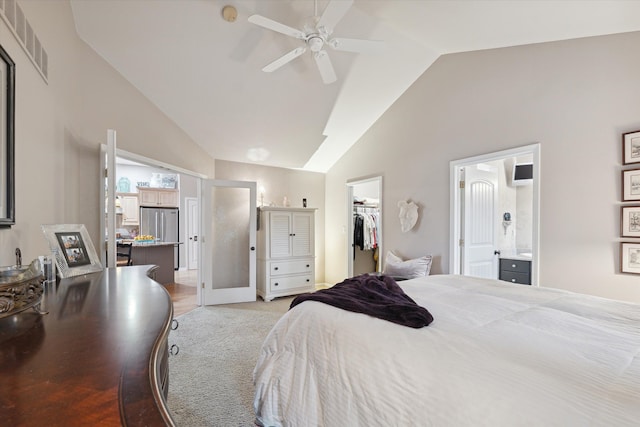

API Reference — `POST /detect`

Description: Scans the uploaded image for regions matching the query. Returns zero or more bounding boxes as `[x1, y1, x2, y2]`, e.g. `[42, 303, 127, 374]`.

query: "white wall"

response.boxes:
[0, 1, 215, 267]
[325, 31, 640, 303]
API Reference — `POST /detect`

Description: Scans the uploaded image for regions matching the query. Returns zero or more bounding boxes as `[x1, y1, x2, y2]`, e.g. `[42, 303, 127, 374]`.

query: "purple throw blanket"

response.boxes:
[290, 274, 433, 328]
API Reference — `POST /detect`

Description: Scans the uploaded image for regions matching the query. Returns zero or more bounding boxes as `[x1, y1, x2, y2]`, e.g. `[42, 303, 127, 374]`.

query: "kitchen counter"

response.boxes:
[129, 243, 179, 284]
[111, 241, 181, 284]
[120, 240, 181, 247]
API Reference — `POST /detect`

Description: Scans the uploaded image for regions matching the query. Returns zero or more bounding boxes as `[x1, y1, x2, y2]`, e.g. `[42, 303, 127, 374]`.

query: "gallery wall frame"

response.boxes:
[42, 224, 103, 278]
[622, 129, 640, 165]
[620, 205, 640, 237]
[0, 44, 15, 227]
[620, 242, 640, 274]
[621, 168, 640, 202]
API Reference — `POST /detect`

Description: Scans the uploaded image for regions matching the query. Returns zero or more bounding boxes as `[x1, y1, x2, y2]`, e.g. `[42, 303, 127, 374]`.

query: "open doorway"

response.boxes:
[347, 176, 383, 277]
[101, 147, 206, 312]
[450, 144, 540, 286]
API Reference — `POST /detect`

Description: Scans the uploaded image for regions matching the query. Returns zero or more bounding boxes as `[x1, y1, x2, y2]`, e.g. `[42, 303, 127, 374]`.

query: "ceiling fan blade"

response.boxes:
[248, 14, 306, 40]
[262, 47, 307, 72]
[317, 0, 354, 34]
[328, 37, 385, 54]
[313, 50, 337, 84]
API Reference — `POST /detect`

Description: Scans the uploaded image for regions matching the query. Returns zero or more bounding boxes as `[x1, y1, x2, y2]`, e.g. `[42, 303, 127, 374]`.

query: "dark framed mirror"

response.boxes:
[0, 44, 15, 227]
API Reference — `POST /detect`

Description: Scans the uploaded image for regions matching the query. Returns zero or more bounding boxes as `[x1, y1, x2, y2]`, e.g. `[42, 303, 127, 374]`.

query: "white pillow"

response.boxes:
[383, 251, 432, 279]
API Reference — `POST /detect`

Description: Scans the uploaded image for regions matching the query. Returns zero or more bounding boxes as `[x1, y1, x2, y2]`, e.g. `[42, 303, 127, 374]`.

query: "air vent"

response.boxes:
[5, 0, 15, 27]
[26, 21, 33, 56]
[0, 0, 49, 82]
[15, 3, 25, 43]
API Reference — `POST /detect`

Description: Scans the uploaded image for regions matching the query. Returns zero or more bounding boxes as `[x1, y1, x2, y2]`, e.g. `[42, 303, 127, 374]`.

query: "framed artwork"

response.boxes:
[42, 224, 103, 278]
[620, 242, 640, 274]
[621, 205, 640, 237]
[622, 168, 640, 201]
[623, 129, 640, 165]
[0, 44, 15, 227]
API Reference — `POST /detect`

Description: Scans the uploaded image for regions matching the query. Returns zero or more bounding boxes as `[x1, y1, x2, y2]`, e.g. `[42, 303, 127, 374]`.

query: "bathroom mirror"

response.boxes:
[0, 44, 15, 227]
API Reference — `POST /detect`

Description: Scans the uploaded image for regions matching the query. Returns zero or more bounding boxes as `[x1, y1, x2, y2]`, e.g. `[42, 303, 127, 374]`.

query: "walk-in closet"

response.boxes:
[348, 177, 382, 277]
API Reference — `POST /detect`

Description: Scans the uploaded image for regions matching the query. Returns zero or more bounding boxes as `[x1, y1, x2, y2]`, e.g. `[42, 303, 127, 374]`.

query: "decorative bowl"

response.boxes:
[0, 259, 45, 319]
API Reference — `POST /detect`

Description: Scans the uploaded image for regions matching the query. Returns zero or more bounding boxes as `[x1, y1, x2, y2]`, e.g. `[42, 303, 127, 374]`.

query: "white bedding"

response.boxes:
[253, 275, 640, 426]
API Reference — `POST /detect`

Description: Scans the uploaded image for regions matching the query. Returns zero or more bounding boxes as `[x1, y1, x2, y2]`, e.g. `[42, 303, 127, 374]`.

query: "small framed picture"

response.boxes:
[42, 224, 103, 278]
[623, 129, 640, 165]
[621, 242, 640, 274]
[622, 168, 640, 201]
[55, 232, 91, 267]
[621, 206, 640, 237]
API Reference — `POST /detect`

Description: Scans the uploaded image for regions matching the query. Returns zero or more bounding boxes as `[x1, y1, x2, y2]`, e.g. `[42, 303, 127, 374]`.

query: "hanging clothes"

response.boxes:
[353, 206, 379, 254]
[354, 214, 364, 250]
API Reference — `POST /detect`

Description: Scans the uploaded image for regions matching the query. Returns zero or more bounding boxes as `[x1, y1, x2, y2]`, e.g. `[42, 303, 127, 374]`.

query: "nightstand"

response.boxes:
[499, 258, 531, 285]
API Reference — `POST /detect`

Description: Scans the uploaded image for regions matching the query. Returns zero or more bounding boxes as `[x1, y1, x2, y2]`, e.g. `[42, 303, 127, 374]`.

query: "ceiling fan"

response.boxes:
[248, 0, 382, 84]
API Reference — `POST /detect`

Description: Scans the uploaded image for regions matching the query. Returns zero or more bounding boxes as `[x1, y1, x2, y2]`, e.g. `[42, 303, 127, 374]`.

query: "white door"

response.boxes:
[186, 197, 198, 270]
[463, 163, 499, 279]
[201, 179, 257, 305]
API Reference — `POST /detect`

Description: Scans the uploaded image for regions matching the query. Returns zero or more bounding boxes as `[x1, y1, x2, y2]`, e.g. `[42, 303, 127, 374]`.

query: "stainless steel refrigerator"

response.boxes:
[139, 207, 179, 269]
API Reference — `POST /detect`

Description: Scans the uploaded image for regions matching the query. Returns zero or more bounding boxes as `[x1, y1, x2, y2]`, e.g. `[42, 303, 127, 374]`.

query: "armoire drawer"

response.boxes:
[270, 274, 313, 292]
[270, 259, 313, 276]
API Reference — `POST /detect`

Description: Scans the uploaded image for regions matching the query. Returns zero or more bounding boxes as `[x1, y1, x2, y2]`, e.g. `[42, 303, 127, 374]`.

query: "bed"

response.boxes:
[253, 274, 640, 426]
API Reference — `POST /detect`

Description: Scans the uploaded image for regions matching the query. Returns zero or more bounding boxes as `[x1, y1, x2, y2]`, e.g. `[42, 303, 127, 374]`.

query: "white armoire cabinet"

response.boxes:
[257, 207, 316, 301]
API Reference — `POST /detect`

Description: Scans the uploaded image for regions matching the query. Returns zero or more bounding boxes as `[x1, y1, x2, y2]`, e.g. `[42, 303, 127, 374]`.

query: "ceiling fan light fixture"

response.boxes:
[308, 37, 324, 52]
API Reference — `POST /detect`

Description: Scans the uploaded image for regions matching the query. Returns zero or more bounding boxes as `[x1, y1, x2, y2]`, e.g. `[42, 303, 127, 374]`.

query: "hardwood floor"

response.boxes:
[165, 269, 198, 316]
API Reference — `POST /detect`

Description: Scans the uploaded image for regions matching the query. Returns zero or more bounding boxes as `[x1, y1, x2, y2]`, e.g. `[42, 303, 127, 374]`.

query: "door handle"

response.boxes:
[494, 250, 501, 255]
[193, 236, 198, 242]
[250, 246, 255, 251]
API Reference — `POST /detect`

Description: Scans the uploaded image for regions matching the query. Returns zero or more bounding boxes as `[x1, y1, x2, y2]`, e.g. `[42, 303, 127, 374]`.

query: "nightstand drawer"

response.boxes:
[500, 259, 530, 274]
[500, 271, 530, 285]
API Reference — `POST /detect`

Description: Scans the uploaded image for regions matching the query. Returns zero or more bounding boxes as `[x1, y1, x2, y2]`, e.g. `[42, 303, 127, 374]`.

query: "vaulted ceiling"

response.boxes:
[70, 0, 640, 172]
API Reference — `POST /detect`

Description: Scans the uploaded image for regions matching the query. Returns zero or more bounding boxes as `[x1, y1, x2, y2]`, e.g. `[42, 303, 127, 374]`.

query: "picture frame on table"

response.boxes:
[620, 242, 640, 274]
[41, 224, 103, 278]
[622, 129, 640, 165]
[621, 168, 640, 201]
[621, 205, 640, 237]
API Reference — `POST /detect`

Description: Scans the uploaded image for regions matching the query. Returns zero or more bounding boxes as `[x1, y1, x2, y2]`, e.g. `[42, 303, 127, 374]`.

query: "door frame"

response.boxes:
[99, 145, 207, 303]
[449, 143, 540, 286]
[346, 175, 383, 277]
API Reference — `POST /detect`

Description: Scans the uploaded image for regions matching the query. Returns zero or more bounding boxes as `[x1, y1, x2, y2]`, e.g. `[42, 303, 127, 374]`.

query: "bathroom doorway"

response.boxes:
[450, 144, 540, 285]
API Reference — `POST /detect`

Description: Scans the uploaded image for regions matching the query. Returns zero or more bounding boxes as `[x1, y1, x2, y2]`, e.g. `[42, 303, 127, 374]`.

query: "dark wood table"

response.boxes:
[0, 266, 176, 426]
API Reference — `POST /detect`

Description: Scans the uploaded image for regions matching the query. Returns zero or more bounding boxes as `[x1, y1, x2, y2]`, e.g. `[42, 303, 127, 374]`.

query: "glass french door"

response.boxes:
[201, 179, 256, 305]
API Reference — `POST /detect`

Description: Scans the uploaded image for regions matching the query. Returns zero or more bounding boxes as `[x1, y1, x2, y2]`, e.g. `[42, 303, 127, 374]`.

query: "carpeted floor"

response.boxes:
[167, 297, 293, 426]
